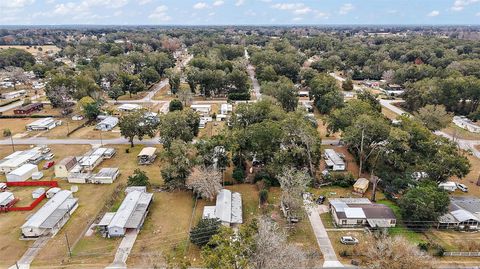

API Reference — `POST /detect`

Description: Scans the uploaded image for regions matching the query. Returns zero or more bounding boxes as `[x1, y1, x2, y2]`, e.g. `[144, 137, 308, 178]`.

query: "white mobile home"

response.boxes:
[191, 104, 211, 115]
[2, 90, 26, 99]
[21, 190, 78, 238]
[439, 182, 457, 192]
[6, 163, 38, 182]
[99, 189, 153, 237]
[220, 104, 233, 115]
[79, 147, 113, 171]
[203, 189, 243, 226]
[453, 116, 480, 133]
[0, 149, 41, 173]
[95, 116, 119, 131]
[0, 192, 15, 209]
[324, 149, 346, 171]
[91, 168, 120, 184]
[26, 117, 60, 131]
[118, 104, 141, 112]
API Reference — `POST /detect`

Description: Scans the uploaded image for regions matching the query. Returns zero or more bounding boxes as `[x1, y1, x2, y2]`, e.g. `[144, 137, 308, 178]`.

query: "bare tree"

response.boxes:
[382, 69, 395, 84]
[251, 217, 307, 269]
[359, 232, 434, 269]
[177, 86, 193, 106]
[187, 166, 222, 201]
[277, 167, 311, 215]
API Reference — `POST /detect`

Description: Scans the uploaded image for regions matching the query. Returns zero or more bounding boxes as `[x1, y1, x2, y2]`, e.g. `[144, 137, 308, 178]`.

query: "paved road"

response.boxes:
[106, 230, 139, 269]
[9, 236, 50, 269]
[0, 100, 23, 113]
[380, 99, 480, 158]
[245, 49, 262, 100]
[304, 196, 344, 268]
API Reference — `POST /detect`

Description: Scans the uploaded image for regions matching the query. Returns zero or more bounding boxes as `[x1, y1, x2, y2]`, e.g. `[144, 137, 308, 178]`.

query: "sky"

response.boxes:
[1, 0, 480, 25]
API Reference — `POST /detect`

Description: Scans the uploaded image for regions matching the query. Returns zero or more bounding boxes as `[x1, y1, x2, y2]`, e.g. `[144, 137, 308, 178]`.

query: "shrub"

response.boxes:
[127, 169, 149, 186]
[232, 167, 245, 182]
[259, 189, 268, 205]
[190, 218, 221, 246]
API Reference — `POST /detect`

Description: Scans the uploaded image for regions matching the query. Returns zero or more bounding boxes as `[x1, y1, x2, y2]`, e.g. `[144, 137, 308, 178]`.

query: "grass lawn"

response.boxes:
[382, 106, 400, 120]
[441, 123, 480, 140]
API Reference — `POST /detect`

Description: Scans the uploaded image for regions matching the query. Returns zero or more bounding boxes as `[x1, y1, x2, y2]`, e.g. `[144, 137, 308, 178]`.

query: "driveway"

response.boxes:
[245, 49, 262, 100]
[304, 197, 344, 268]
[9, 236, 50, 269]
[106, 230, 139, 269]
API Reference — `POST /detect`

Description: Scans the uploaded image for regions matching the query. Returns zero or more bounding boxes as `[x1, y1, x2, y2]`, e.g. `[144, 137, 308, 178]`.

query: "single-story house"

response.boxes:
[14, 103, 43, 115]
[137, 147, 157, 165]
[118, 104, 141, 112]
[91, 168, 120, 184]
[324, 149, 346, 171]
[21, 190, 78, 238]
[98, 188, 153, 237]
[26, 117, 60, 131]
[95, 116, 118, 131]
[2, 90, 26, 100]
[329, 198, 396, 228]
[439, 181, 457, 192]
[54, 156, 78, 178]
[203, 189, 243, 227]
[6, 163, 38, 182]
[353, 178, 369, 195]
[452, 116, 480, 133]
[438, 197, 480, 230]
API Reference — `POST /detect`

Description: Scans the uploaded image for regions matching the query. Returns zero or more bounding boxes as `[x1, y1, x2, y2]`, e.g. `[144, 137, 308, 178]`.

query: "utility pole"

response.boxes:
[15, 261, 19, 269]
[10, 135, 15, 152]
[358, 128, 365, 178]
[65, 232, 72, 257]
[99, 131, 103, 146]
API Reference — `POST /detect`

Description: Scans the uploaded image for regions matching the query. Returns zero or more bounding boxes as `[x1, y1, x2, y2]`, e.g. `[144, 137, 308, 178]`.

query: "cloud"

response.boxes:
[213, 0, 224, 6]
[476, 12, 480, 16]
[0, 0, 35, 9]
[208, 12, 215, 16]
[292, 17, 303, 22]
[193, 2, 208, 9]
[149, 5, 171, 21]
[138, 0, 151, 5]
[451, 0, 480, 11]
[235, 0, 245, 6]
[339, 3, 354, 15]
[427, 10, 440, 17]
[272, 3, 313, 15]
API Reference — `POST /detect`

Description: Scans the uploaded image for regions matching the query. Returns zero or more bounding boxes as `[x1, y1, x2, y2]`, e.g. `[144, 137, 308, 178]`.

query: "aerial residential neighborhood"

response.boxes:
[1, 1, 480, 269]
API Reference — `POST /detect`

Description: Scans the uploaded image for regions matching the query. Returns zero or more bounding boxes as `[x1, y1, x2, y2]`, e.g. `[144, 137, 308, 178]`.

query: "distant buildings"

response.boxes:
[452, 116, 480, 133]
[0, 147, 44, 173]
[329, 198, 396, 228]
[14, 103, 43, 115]
[21, 190, 78, 238]
[98, 187, 153, 237]
[202, 189, 243, 227]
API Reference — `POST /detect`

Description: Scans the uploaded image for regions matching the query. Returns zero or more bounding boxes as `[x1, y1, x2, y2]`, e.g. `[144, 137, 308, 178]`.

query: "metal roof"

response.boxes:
[27, 117, 56, 127]
[118, 104, 141, 110]
[215, 189, 232, 223]
[98, 212, 116, 226]
[0, 191, 14, 205]
[137, 147, 157, 157]
[94, 168, 119, 179]
[108, 190, 153, 230]
[22, 190, 74, 229]
[8, 163, 37, 176]
[451, 209, 480, 223]
[324, 149, 345, 166]
[231, 192, 243, 224]
[330, 200, 348, 212]
[0, 148, 42, 168]
[345, 208, 366, 219]
[330, 198, 372, 205]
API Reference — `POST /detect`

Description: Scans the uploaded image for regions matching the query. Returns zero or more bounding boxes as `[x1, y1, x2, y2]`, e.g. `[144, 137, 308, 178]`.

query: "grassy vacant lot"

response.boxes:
[382, 106, 400, 120]
[0, 118, 36, 136]
[0, 45, 61, 57]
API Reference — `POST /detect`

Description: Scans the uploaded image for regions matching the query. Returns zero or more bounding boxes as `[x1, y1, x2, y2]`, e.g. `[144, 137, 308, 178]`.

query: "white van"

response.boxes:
[456, 183, 469, 192]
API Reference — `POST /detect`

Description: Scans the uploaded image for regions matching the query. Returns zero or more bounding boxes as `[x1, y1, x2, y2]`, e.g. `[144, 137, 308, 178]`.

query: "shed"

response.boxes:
[32, 171, 44, 180]
[137, 147, 157, 165]
[202, 189, 243, 226]
[32, 188, 46, 199]
[54, 156, 78, 178]
[46, 187, 61, 199]
[6, 163, 38, 182]
[91, 168, 120, 184]
[353, 178, 369, 194]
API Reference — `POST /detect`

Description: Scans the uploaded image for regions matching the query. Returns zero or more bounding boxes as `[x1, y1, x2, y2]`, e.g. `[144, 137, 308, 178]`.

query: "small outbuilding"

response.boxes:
[137, 147, 157, 165]
[54, 156, 78, 178]
[353, 178, 369, 195]
[6, 163, 38, 182]
[0, 192, 15, 210]
[95, 116, 119, 131]
[202, 189, 243, 227]
[32, 188, 46, 199]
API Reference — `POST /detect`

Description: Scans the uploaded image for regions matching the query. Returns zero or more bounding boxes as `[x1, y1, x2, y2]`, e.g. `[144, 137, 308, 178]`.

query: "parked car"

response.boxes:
[44, 153, 55, 161]
[456, 183, 468, 192]
[316, 196, 325, 205]
[43, 161, 55, 169]
[341, 236, 359, 245]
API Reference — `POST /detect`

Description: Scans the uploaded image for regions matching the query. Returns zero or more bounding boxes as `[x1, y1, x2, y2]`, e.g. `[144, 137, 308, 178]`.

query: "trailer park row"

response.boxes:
[2, 99, 480, 267]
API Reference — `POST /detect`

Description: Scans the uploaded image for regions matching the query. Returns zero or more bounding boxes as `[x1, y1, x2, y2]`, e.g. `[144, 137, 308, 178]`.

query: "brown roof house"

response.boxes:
[329, 198, 396, 228]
